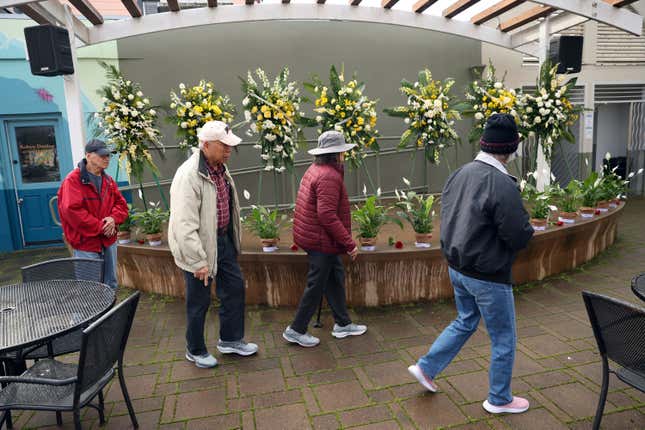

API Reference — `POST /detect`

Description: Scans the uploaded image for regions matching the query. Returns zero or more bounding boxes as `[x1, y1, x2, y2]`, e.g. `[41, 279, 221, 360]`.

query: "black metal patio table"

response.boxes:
[631, 273, 645, 302]
[0, 280, 115, 427]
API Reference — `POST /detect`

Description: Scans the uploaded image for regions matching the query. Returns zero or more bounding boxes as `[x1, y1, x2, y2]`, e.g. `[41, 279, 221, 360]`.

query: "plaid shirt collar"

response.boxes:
[205, 161, 226, 180]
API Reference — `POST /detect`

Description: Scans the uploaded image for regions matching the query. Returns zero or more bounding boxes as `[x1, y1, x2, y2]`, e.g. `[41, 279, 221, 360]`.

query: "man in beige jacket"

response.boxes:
[169, 121, 257, 368]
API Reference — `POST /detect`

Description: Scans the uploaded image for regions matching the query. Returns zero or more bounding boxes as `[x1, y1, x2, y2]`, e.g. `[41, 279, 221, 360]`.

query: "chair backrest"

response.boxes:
[75, 292, 140, 395]
[21, 257, 104, 283]
[582, 291, 645, 374]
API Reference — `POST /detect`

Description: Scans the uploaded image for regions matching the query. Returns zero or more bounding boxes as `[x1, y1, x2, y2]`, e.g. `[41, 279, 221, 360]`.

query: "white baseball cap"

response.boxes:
[197, 121, 241, 147]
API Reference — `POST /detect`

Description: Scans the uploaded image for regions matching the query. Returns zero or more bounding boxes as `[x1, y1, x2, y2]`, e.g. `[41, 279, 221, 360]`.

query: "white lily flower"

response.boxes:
[376, 187, 382, 197]
[402, 177, 411, 187]
[243, 190, 251, 200]
[362, 184, 367, 196]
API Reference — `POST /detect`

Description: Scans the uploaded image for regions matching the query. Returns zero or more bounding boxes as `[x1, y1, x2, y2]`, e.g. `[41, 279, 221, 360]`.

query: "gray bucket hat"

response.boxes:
[308, 130, 356, 155]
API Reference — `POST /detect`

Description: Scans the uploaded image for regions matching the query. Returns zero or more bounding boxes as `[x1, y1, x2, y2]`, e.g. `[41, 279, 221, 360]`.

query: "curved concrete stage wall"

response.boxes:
[117, 204, 623, 306]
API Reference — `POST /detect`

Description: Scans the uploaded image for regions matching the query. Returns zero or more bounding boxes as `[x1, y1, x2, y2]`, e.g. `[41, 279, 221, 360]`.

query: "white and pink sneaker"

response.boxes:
[407, 364, 439, 392]
[483, 396, 529, 414]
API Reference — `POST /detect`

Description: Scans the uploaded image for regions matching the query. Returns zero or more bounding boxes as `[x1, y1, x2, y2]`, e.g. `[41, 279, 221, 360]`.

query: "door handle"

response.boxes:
[17, 198, 24, 206]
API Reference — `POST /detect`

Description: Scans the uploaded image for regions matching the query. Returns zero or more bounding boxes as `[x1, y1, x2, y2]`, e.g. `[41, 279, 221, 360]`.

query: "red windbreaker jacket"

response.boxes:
[57, 160, 128, 252]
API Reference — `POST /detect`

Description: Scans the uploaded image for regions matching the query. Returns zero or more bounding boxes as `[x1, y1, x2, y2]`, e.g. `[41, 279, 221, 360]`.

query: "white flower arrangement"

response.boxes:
[242, 67, 310, 173]
[384, 69, 461, 163]
[520, 60, 582, 161]
[95, 62, 162, 183]
[169, 80, 236, 149]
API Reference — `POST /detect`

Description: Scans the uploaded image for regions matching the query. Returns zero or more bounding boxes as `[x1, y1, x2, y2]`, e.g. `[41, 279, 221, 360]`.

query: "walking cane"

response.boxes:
[313, 296, 323, 328]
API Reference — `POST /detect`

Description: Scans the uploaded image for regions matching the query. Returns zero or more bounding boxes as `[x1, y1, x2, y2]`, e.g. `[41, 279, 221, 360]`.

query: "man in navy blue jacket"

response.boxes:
[408, 114, 534, 415]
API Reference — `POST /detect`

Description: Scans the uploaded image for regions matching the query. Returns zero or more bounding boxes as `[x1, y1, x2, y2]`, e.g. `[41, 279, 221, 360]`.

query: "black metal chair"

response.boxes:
[0, 292, 140, 430]
[631, 273, 645, 302]
[20, 258, 104, 360]
[582, 291, 645, 430]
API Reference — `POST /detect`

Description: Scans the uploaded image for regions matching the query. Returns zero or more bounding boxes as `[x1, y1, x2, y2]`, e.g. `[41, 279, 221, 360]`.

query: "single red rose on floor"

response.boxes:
[595, 209, 601, 215]
[556, 221, 564, 226]
[137, 239, 145, 244]
[290, 244, 298, 251]
[395, 241, 404, 249]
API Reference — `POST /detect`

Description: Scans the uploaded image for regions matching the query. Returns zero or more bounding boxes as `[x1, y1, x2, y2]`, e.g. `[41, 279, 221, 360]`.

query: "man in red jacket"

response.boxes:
[284, 131, 367, 347]
[58, 139, 128, 289]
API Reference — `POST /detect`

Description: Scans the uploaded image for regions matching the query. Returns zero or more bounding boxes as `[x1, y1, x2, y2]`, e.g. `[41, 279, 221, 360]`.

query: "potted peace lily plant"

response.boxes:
[117, 204, 137, 244]
[352, 195, 402, 251]
[243, 205, 290, 252]
[577, 172, 603, 219]
[521, 181, 550, 231]
[548, 181, 581, 224]
[132, 202, 169, 246]
[394, 178, 435, 247]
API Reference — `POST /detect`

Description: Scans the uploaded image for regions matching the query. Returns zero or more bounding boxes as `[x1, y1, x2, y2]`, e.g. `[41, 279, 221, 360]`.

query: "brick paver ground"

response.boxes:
[2, 200, 645, 429]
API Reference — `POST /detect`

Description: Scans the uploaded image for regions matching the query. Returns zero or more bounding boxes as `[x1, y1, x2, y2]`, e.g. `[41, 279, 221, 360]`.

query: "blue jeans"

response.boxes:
[73, 242, 118, 289]
[417, 268, 517, 406]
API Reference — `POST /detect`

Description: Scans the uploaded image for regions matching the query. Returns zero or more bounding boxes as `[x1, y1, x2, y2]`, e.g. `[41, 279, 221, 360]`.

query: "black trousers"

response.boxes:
[185, 232, 245, 355]
[291, 251, 352, 334]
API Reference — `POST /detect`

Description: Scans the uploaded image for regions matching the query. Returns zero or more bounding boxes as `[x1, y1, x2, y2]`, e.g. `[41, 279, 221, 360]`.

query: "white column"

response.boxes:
[536, 18, 551, 191]
[62, 4, 86, 166]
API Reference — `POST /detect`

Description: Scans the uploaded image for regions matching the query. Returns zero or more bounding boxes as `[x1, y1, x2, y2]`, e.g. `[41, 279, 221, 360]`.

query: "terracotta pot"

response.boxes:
[610, 198, 621, 208]
[358, 237, 377, 247]
[146, 233, 162, 246]
[559, 211, 578, 224]
[117, 230, 131, 244]
[597, 201, 610, 209]
[260, 238, 279, 248]
[579, 207, 595, 218]
[414, 233, 432, 244]
[530, 218, 548, 231]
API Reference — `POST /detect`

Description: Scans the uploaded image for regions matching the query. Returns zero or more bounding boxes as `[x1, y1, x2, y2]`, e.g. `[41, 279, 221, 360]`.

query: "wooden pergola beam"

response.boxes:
[381, 0, 399, 9]
[120, 0, 142, 17]
[471, 0, 525, 25]
[499, 5, 555, 33]
[68, 0, 103, 25]
[603, 0, 639, 7]
[19, 3, 50, 24]
[412, 0, 439, 14]
[443, 0, 480, 19]
[167, 0, 180, 11]
[208, 0, 217, 7]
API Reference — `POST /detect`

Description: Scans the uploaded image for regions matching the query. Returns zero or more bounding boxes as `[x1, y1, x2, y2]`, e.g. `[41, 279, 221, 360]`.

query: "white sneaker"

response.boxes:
[283, 326, 320, 347]
[407, 364, 438, 392]
[483, 396, 530, 414]
[185, 350, 217, 368]
[331, 323, 367, 338]
[217, 339, 259, 356]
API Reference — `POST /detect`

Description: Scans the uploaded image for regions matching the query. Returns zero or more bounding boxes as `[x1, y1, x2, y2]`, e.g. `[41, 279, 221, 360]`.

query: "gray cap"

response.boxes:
[85, 139, 112, 156]
[308, 130, 356, 155]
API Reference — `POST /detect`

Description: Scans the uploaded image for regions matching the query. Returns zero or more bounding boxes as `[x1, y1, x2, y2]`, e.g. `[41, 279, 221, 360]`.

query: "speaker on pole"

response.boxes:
[24, 24, 74, 77]
[549, 35, 583, 74]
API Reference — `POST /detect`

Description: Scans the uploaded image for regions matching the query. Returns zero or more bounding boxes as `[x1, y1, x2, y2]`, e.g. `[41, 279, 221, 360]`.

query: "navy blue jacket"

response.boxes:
[440, 160, 534, 284]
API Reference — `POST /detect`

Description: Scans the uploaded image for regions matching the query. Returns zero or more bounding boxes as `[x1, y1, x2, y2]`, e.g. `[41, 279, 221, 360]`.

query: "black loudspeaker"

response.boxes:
[549, 35, 583, 74]
[24, 24, 74, 76]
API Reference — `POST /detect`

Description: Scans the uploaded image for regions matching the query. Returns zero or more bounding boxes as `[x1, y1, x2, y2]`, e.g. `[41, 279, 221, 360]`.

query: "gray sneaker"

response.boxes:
[217, 339, 259, 356]
[185, 350, 218, 368]
[332, 323, 367, 338]
[282, 326, 320, 347]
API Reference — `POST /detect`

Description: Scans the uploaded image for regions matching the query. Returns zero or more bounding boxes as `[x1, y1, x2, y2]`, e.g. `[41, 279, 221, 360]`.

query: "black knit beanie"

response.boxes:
[480, 113, 519, 155]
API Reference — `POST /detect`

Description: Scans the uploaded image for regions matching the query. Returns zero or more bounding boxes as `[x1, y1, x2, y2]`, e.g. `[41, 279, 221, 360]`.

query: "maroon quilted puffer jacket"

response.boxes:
[293, 163, 356, 255]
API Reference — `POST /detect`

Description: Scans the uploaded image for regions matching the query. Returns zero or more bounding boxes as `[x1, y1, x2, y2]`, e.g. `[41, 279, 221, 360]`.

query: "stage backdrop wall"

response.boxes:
[117, 20, 481, 204]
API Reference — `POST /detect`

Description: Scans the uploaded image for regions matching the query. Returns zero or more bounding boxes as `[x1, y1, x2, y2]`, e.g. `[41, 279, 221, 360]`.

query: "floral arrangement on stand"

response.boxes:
[384, 69, 461, 163]
[520, 60, 582, 164]
[305, 65, 379, 169]
[95, 62, 162, 188]
[460, 61, 522, 144]
[168, 80, 236, 149]
[241, 67, 310, 173]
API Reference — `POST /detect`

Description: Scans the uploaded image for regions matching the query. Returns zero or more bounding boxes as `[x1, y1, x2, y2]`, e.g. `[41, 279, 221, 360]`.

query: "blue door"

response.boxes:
[5, 117, 71, 246]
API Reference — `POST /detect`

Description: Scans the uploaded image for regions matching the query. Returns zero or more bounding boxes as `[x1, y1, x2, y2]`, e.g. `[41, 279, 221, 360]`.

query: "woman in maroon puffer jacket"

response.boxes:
[283, 131, 368, 348]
